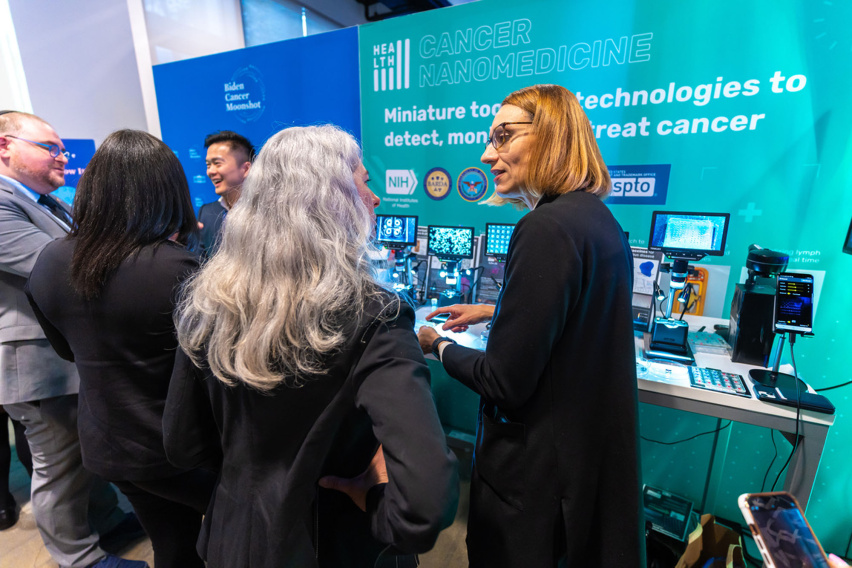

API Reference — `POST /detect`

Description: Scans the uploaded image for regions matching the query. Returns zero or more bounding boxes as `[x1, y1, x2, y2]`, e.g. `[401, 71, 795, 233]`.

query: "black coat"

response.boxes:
[162, 299, 459, 568]
[441, 191, 645, 567]
[25, 239, 199, 481]
[197, 200, 227, 260]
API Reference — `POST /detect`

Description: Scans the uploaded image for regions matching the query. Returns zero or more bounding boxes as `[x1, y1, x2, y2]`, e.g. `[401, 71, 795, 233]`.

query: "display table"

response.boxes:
[415, 308, 834, 511]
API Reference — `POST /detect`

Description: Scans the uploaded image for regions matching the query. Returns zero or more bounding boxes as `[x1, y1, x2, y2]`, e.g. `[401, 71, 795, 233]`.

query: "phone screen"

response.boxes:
[775, 273, 814, 333]
[745, 493, 829, 567]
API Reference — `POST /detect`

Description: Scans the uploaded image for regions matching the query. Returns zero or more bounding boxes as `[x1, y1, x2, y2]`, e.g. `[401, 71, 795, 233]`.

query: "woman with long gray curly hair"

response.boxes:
[163, 125, 458, 568]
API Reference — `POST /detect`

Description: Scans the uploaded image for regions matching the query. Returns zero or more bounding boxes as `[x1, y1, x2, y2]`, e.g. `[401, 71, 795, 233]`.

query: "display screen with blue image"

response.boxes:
[485, 223, 515, 258]
[427, 226, 474, 259]
[376, 214, 418, 248]
[649, 212, 730, 256]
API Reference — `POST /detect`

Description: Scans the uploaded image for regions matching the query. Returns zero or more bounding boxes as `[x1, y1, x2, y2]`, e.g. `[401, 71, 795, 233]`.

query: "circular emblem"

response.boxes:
[456, 167, 488, 202]
[228, 65, 266, 124]
[424, 167, 452, 201]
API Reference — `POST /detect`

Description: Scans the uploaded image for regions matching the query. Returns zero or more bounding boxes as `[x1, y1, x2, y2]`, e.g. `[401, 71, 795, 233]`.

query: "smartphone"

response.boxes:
[430, 313, 450, 324]
[774, 272, 814, 333]
[738, 491, 830, 567]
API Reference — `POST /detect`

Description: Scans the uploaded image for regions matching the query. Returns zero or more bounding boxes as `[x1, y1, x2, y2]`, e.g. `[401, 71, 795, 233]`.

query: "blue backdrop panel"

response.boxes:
[153, 27, 361, 209]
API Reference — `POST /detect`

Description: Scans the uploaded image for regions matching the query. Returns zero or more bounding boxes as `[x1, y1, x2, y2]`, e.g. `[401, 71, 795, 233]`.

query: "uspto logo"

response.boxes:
[372, 39, 410, 92]
[610, 177, 656, 197]
[424, 167, 451, 201]
[225, 65, 266, 123]
[456, 167, 488, 202]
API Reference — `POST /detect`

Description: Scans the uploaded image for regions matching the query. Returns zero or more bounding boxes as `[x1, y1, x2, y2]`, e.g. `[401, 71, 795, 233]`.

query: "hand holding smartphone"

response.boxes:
[739, 491, 829, 567]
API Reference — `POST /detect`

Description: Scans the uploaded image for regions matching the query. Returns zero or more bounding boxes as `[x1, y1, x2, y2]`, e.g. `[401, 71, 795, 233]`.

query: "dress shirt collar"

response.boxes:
[0, 173, 40, 203]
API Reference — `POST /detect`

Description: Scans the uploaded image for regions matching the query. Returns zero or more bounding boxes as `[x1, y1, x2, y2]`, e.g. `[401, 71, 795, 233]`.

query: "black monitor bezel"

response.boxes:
[375, 214, 419, 249]
[648, 211, 730, 259]
[427, 224, 475, 260]
[485, 222, 516, 259]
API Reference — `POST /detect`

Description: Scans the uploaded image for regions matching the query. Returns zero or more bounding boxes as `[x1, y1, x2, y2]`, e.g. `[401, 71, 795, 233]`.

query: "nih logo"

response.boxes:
[386, 169, 418, 195]
[606, 164, 670, 205]
[373, 40, 410, 92]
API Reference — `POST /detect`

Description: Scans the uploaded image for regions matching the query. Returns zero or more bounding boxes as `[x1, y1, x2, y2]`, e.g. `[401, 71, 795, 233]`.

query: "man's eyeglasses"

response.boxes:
[3, 134, 70, 159]
[486, 121, 533, 150]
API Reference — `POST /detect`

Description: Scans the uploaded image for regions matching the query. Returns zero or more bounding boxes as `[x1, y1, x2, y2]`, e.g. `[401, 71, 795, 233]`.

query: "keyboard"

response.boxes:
[688, 366, 750, 398]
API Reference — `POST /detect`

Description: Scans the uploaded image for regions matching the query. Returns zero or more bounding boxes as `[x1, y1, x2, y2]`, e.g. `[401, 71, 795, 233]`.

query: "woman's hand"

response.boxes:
[425, 303, 495, 333]
[417, 326, 441, 354]
[318, 446, 388, 512]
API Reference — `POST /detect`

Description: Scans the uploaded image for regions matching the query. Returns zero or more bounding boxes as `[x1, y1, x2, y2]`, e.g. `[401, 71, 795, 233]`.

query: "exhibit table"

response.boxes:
[416, 308, 834, 512]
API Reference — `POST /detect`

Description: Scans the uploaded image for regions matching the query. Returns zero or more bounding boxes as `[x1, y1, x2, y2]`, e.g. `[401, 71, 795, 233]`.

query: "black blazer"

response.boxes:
[163, 298, 459, 568]
[26, 239, 198, 481]
[197, 200, 227, 259]
[441, 191, 645, 567]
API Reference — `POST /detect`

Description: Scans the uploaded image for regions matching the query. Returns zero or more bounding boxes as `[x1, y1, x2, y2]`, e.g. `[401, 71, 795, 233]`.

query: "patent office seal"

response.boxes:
[424, 167, 452, 201]
[456, 167, 488, 202]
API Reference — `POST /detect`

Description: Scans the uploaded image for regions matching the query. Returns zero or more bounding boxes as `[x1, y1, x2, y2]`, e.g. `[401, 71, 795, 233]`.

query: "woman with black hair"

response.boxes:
[25, 129, 216, 568]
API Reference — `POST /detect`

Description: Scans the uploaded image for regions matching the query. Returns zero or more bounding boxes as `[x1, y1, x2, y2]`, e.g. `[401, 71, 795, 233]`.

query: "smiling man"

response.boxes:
[0, 111, 146, 568]
[199, 131, 255, 259]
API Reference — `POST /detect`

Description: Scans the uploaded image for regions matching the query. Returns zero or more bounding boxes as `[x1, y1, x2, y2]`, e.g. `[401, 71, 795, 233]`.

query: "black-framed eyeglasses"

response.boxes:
[3, 134, 70, 159]
[486, 121, 533, 150]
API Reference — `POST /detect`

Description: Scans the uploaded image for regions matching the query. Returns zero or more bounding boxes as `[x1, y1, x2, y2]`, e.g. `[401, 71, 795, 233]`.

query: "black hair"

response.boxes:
[69, 129, 198, 299]
[203, 130, 256, 162]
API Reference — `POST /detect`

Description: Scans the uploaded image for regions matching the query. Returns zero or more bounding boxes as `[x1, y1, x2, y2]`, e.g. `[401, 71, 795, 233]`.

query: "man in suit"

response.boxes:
[0, 111, 147, 568]
[198, 130, 254, 259]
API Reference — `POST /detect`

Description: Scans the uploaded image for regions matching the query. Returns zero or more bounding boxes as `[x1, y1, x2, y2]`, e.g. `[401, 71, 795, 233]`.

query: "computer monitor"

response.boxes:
[485, 223, 515, 259]
[376, 214, 418, 249]
[427, 225, 474, 260]
[648, 211, 730, 260]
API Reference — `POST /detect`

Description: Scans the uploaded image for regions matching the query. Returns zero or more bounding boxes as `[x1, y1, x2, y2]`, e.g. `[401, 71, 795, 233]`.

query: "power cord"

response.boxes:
[760, 429, 779, 492]
[641, 421, 731, 445]
[770, 334, 802, 491]
[816, 380, 852, 392]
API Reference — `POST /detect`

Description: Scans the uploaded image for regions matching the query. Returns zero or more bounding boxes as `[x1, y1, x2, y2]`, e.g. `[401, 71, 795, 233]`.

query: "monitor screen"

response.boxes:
[427, 225, 474, 259]
[648, 211, 730, 257]
[376, 214, 418, 248]
[485, 223, 515, 258]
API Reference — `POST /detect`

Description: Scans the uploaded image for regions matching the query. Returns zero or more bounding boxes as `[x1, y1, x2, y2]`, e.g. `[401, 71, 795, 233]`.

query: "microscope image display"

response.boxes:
[428, 226, 474, 259]
[377, 215, 417, 246]
[650, 213, 728, 254]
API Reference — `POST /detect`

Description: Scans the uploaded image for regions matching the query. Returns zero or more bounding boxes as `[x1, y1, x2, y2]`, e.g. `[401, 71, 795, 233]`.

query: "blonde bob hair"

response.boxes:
[484, 84, 611, 208]
[176, 125, 389, 391]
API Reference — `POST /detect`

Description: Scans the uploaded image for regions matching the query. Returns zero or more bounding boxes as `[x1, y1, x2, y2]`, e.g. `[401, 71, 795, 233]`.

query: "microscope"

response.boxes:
[644, 211, 731, 363]
[375, 214, 419, 299]
[426, 225, 475, 308]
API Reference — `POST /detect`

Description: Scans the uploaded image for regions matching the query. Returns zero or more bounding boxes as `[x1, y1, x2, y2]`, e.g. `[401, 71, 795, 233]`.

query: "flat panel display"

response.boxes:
[485, 223, 515, 259]
[427, 225, 474, 260]
[648, 211, 730, 257]
[376, 214, 418, 248]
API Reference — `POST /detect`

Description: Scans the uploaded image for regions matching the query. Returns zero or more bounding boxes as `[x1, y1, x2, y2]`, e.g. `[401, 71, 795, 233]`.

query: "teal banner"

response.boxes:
[359, 0, 852, 552]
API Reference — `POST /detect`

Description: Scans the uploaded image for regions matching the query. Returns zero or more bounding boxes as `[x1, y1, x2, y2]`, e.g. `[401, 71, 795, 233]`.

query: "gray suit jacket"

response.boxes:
[0, 175, 79, 404]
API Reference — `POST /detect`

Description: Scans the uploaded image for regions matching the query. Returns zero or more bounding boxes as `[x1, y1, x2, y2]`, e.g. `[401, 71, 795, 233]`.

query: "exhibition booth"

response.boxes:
[148, 0, 852, 559]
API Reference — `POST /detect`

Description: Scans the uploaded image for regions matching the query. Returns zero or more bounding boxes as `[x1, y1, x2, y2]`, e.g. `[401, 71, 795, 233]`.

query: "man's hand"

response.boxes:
[318, 446, 388, 512]
[425, 303, 494, 333]
[417, 326, 441, 354]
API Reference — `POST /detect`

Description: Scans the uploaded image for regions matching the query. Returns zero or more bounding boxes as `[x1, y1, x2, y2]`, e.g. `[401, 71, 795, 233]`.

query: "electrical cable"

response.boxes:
[641, 421, 731, 445]
[760, 429, 779, 492]
[770, 335, 802, 491]
[816, 380, 852, 392]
